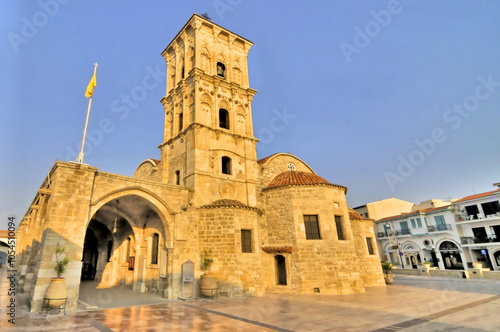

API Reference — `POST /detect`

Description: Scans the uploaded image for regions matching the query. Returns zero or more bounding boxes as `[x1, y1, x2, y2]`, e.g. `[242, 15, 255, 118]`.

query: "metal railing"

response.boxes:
[461, 236, 500, 244]
[377, 229, 412, 238]
[428, 224, 452, 232]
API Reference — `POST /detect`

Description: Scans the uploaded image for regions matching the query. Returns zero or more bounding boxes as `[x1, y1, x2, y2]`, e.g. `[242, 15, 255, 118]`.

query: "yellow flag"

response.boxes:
[85, 72, 97, 98]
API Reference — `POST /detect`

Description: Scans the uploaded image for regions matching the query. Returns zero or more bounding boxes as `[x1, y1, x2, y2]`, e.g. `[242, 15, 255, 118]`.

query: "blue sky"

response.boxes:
[2, 1, 500, 230]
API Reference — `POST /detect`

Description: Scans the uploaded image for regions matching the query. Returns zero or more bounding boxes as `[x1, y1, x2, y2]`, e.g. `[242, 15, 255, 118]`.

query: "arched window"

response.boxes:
[222, 156, 231, 175]
[219, 108, 229, 129]
[217, 62, 225, 77]
[175, 170, 180, 185]
[151, 233, 159, 264]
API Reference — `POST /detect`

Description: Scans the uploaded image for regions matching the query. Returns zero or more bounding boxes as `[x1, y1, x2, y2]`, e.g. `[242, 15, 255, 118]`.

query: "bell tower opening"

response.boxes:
[217, 62, 226, 78]
[219, 108, 230, 129]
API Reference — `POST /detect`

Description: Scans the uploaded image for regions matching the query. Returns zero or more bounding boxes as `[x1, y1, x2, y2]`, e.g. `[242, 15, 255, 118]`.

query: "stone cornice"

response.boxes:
[158, 122, 259, 148]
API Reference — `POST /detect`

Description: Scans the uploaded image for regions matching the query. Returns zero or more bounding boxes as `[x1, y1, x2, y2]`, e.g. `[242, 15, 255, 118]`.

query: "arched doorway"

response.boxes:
[79, 194, 169, 306]
[275, 255, 287, 285]
[439, 241, 463, 270]
[81, 228, 99, 280]
[402, 243, 421, 269]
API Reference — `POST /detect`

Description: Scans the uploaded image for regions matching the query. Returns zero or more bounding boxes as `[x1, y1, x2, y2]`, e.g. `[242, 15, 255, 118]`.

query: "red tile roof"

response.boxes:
[454, 189, 500, 203]
[200, 199, 259, 210]
[265, 171, 347, 192]
[348, 209, 371, 221]
[257, 153, 280, 164]
[377, 205, 451, 222]
[0, 230, 10, 238]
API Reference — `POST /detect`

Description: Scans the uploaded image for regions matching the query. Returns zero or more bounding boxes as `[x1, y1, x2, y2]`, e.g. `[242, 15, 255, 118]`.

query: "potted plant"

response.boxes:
[44, 246, 70, 309]
[199, 249, 217, 297]
[381, 261, 394, 284]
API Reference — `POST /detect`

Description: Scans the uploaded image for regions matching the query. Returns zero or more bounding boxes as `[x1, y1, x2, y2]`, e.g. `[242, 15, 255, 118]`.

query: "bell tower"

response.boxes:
[159, 14, 259, 206]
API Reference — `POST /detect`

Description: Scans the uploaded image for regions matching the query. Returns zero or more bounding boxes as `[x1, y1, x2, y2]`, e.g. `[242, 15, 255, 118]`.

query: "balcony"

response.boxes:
[460, 236, 500, 245]
[427, 224, 452, 232]
[456, 212, 500, 223]
[377, 229, 411, 239]
[400, 229, 411, 235]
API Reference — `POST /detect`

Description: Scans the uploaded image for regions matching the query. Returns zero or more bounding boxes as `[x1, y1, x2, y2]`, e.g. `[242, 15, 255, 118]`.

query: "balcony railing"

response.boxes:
[457, 212, 500, 222]
[461, 236, 500, 244]
[400, 229, 411, 235]
[377, 229, 411, 238]
[427, 224, 452, 232]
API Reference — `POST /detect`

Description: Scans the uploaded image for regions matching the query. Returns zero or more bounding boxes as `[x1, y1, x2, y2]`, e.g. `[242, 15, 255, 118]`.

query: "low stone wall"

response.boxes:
[429, 270, 463, 278]
[391, 269, 425, 276]
[391, 267, 500, 279]
[483, 271, 500, 279]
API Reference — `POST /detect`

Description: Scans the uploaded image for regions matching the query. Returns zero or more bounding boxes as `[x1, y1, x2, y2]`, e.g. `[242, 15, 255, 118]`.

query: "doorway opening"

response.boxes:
[439, 241, 464, 270]
[275, 255, 287, 285]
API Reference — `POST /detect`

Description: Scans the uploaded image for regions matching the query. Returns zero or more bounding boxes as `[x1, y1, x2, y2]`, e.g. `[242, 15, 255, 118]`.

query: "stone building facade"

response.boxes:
[17, 14, 385, 312]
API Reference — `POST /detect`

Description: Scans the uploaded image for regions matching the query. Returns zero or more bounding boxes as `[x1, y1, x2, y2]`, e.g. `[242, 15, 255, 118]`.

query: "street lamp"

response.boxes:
[386, 222, 405, 268]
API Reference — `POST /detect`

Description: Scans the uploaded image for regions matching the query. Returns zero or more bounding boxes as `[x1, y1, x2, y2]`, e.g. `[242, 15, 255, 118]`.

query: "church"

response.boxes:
[17, 14, 385, 312]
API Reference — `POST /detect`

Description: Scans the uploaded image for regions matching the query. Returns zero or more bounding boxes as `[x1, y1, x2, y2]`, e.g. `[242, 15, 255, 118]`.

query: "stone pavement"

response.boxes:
[2, 268, 500, 331]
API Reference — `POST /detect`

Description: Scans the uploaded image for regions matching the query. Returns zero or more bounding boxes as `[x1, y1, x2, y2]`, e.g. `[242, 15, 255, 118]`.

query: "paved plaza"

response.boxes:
[2, 268, 500, 331]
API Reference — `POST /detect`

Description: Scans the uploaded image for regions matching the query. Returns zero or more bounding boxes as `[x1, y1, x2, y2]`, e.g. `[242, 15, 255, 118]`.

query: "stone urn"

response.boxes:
[199, 273, 217, 297]
[45, 278, 68, 308]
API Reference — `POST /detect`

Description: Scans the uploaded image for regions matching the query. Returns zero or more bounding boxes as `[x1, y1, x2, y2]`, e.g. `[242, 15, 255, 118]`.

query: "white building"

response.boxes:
[375, 206, 466, 271]
[452, 184, 500, 270]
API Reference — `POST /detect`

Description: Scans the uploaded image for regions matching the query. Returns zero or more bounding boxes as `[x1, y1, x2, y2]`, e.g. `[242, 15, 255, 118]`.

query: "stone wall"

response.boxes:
[197, 207, 264, 297]
[350, 217, 386, 287]
[262, 185, 367, 295]
[133, 160, 162, 183]
[17, 161, 192, 312]
[22, 162, 98, 312]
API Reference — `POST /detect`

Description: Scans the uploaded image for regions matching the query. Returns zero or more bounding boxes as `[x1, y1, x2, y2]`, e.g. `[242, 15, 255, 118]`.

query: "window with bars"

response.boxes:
[151, 233, 159, 264]
[335, 216, 345, 240]
[304, 215, 321, 240]
[241, 229, 252, 253]
[366, 237, 374, 255]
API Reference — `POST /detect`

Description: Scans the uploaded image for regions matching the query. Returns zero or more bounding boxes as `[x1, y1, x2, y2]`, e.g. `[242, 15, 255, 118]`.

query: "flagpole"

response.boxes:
[77, 63, 98, 164]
